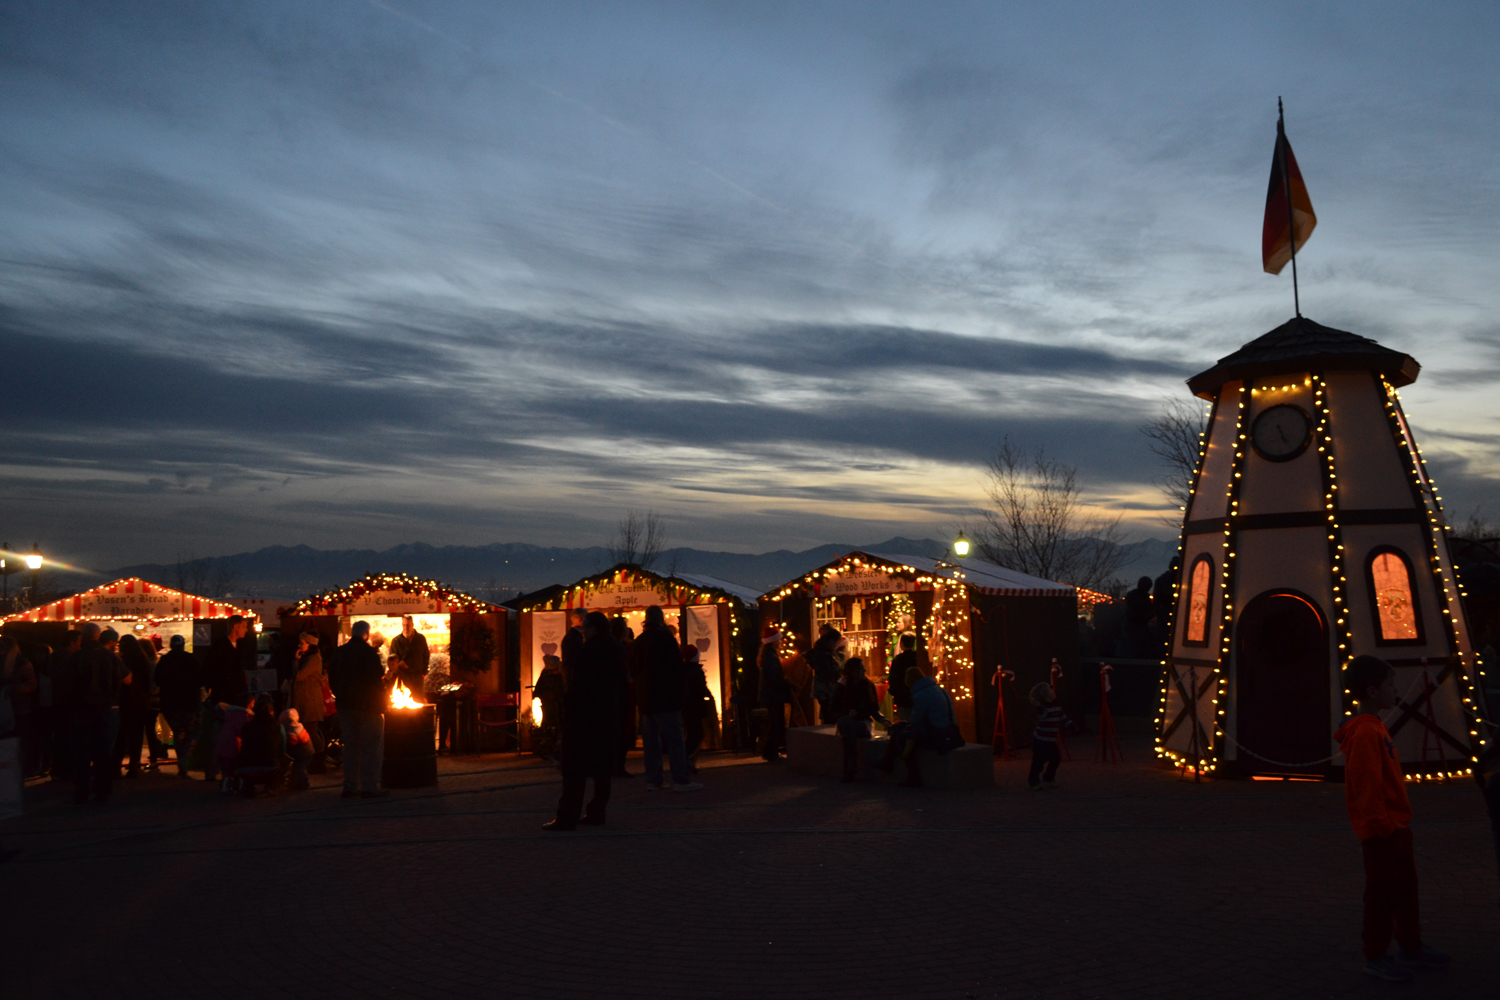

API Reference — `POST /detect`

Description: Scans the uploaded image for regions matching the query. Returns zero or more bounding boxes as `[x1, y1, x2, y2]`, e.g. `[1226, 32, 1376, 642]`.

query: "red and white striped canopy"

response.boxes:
[2, 577, 253, 624]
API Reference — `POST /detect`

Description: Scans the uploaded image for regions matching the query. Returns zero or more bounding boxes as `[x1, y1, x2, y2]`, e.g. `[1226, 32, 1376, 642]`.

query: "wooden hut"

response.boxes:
[1158, 317, 1483, 779]
[759, 551, 1077, 744]
[281, 573, 508, 696]
[515, 564, 760, 749]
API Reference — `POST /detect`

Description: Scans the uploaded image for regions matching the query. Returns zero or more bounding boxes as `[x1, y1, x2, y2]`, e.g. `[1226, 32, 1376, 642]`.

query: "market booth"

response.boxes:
[1, 577, 257, 652]
[516, 564, 759, 749]
[760, 551, 1078, 744]
[280, 573, 508, 697]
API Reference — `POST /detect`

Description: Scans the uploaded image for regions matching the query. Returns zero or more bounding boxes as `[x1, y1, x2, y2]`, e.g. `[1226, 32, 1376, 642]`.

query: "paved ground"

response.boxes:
[6, 737, 1497, 999]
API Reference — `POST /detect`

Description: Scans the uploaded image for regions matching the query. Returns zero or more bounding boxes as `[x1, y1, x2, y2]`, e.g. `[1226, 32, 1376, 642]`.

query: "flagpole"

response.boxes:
[1279, 97, 1301, 318]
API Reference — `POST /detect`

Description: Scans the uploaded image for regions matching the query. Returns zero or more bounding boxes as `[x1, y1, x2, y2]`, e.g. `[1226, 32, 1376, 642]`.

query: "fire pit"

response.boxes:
[383, 683, 438, 788]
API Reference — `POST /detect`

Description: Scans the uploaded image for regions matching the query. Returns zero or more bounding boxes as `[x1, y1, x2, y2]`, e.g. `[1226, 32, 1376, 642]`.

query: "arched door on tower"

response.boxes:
[1235, 591, 1330, 773]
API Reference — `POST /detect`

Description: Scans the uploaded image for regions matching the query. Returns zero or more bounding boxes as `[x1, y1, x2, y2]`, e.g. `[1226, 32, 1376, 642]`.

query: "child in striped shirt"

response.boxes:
[1028, 682, 1071, 790]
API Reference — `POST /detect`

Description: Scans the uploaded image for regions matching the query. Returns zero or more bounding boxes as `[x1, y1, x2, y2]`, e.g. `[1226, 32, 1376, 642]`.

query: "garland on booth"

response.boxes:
[293, 572, 492, 615]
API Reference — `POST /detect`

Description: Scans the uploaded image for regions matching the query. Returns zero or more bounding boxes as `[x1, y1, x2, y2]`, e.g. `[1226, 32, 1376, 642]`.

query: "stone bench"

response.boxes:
[784, 725, 993, 789]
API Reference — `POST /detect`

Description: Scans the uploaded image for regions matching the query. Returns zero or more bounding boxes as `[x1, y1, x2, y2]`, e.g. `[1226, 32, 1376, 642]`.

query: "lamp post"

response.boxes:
[25, 543, 43, 606]
[1, 542, 11, 609]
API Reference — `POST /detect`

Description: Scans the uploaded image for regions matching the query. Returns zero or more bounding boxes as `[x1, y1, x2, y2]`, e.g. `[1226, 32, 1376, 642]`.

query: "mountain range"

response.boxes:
[104, 536, 1179, 603]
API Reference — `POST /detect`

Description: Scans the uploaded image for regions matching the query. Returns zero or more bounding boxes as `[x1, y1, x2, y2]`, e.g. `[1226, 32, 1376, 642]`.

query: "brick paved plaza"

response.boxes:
[8, 738, 1496, 1000]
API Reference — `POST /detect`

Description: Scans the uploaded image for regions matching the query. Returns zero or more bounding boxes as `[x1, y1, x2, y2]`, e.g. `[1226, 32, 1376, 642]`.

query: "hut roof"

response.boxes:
[1187, 316, 1420, 399]
[3, 577, 254, 624]
[519, 563, 756, 612]
[763, 550, 1073, 601]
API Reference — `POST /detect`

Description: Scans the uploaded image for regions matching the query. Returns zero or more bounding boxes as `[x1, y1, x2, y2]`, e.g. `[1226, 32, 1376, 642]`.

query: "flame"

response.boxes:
[531, 697, 543, 726]
[391, 682, 422, 710]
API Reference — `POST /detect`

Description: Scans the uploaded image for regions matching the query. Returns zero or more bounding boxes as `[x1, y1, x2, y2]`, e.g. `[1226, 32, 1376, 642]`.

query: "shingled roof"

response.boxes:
[1187, 316, 1420, 399]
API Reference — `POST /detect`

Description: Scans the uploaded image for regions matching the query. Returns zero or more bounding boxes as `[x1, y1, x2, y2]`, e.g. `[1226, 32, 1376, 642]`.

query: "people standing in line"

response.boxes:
[608, 616, 636, 777]
[887, 633, 919, 722]
[1026, 682, 1072, 790]
[69, 624, 131, 804]
[545, 611, 627, 831]
[116, 634, 160, 776]
[22, 639, 55, 779]
[389, 615, 430, 702]
[810, 624, 842, 726]
[289, 632, 327, 770]
[681, 643, 711, 771]
[757, 627, 788, 762]
[328, 620, 389, 799]
[628, 606, 702, 792]
[0, 637, 37, 764]
[49, 630, 82, 785]
[1335, 656, 1449, 982]
[154, 634, 202, 778]
[829, 657, 887, 783]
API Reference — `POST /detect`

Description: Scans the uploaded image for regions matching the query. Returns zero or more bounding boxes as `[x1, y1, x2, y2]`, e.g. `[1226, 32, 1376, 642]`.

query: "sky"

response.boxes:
[3, 0, 1498, 573]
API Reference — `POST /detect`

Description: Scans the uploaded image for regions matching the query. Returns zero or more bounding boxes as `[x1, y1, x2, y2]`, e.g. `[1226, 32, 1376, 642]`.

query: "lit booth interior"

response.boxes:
[2, 577, 258, 651]
[281, 573, 508, 697]
[517, 565, 759, 748]
[759, 552, 1078, 744]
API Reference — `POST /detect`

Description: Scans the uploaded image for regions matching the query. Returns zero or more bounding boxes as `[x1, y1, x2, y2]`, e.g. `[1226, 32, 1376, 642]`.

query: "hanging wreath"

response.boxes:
[450, 618, 498, 674]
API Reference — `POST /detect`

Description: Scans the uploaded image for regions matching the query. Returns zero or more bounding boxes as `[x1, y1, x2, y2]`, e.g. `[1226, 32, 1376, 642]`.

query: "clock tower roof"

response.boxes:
[1187, 315, 1420, 400]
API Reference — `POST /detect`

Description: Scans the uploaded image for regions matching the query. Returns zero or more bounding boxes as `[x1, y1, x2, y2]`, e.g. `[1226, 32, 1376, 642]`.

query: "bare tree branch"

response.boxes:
[965, 437, 1130, 593]
[1140, 397, 1209, 524]
[605, 510, 668, 571]
[1458, 504, 1498, 542]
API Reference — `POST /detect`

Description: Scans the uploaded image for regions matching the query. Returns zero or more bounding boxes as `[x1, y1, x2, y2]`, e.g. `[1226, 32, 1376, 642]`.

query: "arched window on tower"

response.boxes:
[1182, 554, 1214, 647]
[1366, 547, 1423, 645]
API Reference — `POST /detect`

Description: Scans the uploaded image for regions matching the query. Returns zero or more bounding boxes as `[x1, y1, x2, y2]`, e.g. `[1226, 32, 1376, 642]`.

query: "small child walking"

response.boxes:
[1333, 656, 1449, 982]
[1027, 681, 1071, 791]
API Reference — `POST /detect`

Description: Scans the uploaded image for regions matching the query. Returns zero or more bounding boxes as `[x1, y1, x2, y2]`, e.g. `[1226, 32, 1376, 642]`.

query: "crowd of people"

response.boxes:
[542, 605, 714, 831]
[0, 612, 451, 804]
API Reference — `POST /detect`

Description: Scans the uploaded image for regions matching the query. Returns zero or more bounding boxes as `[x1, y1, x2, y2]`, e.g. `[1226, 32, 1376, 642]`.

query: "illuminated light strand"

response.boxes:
[1157, 399, 1217, 767]
[295, 572, 491, 615]
[1312, 377, 1356, 717]
[1380, 380, 1482, 780]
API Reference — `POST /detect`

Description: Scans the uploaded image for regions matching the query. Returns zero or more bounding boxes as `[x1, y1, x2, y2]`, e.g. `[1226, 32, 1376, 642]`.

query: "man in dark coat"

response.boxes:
[1152, 558, 1180, 651]
[328, 621, 389, 798]
[627, 605, 700, 791]
[49, 629, 82, 784]
[810, 624, 841, 724]
[155, 634, 202, 777]
[545, 611, 626, 830]
[70, 623, 131, 804]
[757, 626, 789, 761]
[205, 615, 250, 704]
[389, 616, 430, 703]
[887, 632, 919, 721]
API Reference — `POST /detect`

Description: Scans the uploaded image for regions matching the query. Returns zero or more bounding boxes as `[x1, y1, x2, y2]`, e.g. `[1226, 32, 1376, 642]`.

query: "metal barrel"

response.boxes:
[382, 704, 438, 788]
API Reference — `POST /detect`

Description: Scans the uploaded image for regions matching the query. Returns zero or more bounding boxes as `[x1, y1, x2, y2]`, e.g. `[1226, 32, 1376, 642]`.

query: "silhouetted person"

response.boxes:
[70, 624, 131, 804]
[829, 657, 886, 782]
[757, 627, 788, 761]
[1123, 576, 1155, 658]
[608, 615, 636, 776]
[545, 611, 625, 830]
[155, 634, 202, 777]
[888, 633, 919, 721]
[681, 642, 711, 769]
[1152, 558, 1179, 649]
[628, 605, 700, 791]
[810, 624, 841, 724]
[49, 629, 83, 783]
[206, 615, 250, 704]
[329, 620, 388, 799]
[389, 615, 429, 702]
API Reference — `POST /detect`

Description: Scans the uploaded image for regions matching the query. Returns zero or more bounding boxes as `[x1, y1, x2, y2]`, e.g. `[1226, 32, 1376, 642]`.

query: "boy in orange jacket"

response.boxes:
[1333, 656, 1449, 982]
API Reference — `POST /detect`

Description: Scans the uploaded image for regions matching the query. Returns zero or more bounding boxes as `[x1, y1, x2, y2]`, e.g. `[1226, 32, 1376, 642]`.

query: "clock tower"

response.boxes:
[1157, 316, 1482, 779]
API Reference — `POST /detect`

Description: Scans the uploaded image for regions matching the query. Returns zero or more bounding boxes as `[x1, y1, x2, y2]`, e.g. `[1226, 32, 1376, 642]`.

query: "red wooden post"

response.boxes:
[1050, 658, 1072, 761]
[991, 667, 1015, 758]
[1095, 663, 1123, 763]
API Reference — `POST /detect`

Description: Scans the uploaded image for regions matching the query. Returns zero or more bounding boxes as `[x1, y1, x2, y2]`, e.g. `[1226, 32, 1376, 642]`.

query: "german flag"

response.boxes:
[1262, 118, 1316, 275]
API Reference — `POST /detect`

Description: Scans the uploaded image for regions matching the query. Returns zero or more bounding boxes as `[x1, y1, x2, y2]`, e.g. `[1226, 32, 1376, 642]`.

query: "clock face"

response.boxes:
[1251, 404, 1312, 461]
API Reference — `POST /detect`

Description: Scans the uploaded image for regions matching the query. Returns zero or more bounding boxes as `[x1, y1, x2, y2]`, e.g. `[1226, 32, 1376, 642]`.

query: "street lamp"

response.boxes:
[952, 532, 971, 559]
[0, 543, 11, 608]
[26, 543, 43, 604]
